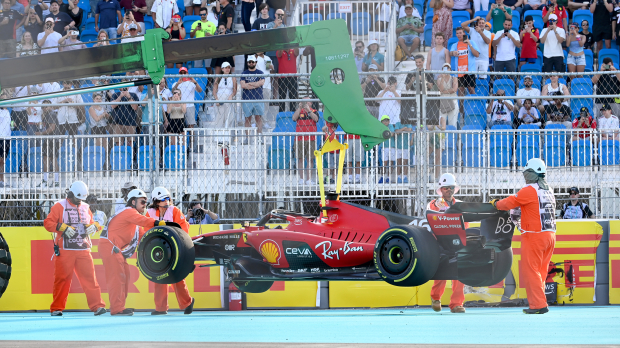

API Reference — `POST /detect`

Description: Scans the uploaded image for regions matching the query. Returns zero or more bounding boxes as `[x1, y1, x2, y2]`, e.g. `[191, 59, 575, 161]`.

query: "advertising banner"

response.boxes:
[610, 221, 620, 304]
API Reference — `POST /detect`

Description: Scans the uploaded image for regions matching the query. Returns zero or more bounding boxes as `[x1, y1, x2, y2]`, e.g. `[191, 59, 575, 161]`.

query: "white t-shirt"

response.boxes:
[0, 109, 11, 138]
[540, 27, 566, 58]
[37, 31, 62, 54]
[36, 82, 62, 95]
[255, 55, 272, 90]
[495, 30, 519, 62]
[469, 29, 491, 61]
[13, 86, 29, 111]
[518, 106, 540, 123]
[57, 93, 84, 124]
[490, 100, 513, 123]
[378, 90, 402, 124]
[122, 35, 144, 43]
[176, 80, 197, 108]
[375, 3, 390, 22]
[28, 102, 43, 123]
[114, 197, 126, 214]
[160, 88, 173, 112]
[598, 115, 620, 133]
[516, 88, 541, 105]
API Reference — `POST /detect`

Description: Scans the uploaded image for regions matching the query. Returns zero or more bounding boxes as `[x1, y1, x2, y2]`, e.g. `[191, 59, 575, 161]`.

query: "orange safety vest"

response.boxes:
[496, 183, 557, 233]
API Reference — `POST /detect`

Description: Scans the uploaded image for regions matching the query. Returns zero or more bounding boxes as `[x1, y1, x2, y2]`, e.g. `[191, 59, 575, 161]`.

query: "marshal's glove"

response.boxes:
[489, 198, 499, 208]
[85, 224, 97, 236]
[58, 223, 76, 238]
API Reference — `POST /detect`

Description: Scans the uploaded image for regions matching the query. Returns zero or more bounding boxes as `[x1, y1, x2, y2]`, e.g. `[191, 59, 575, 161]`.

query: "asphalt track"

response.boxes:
[0, 307, 619, 346]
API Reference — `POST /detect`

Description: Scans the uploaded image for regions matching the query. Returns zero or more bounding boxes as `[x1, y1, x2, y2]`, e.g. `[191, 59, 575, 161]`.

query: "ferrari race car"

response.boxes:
[137, 192, 518, 293]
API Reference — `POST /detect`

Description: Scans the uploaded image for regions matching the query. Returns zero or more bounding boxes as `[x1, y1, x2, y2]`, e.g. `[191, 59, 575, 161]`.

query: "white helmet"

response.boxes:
[151, 186, 171, 202]
[436, 173, 460, 195]
[68, 181, 89, 200]
[127, 189, 147, 202]
[525, 158, 546, 174]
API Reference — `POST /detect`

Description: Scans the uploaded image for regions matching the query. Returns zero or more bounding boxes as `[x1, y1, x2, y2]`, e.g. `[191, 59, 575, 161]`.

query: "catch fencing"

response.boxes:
[2, 69, 620, 224]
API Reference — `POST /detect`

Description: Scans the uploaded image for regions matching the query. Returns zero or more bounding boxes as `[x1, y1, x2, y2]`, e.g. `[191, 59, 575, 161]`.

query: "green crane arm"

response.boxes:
[0, 20, 389, 148]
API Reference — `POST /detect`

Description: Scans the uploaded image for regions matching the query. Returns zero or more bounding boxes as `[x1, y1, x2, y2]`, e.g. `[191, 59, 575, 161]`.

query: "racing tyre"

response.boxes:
[459, 248, 513, 287]
[232, 280, 274, 293]
[0, 232, 12, 298]
[374, 225, 440, 287]
[137, 225, 195, 284]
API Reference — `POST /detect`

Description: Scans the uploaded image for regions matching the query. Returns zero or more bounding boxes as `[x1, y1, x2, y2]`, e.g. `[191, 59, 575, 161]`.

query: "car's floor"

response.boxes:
[0, 307, 619, 346]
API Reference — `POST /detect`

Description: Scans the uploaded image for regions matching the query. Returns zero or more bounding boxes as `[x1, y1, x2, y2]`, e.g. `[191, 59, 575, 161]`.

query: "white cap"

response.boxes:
[548, 14, 558, 20]
[45, 17, 55, 23]
[247, 55, 257, 62]
[436, 173, 460, 195]
[368, 64, 378, 70]
[368, 39, 379, 46]
[221, 61, 231, 68]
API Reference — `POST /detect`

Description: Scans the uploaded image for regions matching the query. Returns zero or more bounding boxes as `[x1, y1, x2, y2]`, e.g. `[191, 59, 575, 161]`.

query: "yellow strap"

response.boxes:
[314, 138, 349, 208]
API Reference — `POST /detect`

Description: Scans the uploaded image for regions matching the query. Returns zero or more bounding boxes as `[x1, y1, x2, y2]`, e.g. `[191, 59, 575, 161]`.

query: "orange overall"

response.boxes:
[100, 208, 157, 314]
[147, 206, 193, 312]
[496, 183, 556, 310]
[427, 198, 465, 309]
[43, 200, 106, 313]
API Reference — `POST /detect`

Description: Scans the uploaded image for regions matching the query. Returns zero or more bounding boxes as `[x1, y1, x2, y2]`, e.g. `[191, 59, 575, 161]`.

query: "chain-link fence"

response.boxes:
[2, 69, 620, 224]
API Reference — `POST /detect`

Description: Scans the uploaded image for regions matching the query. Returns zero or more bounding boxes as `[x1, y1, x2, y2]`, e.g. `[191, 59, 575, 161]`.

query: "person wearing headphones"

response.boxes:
[427, 173, 466, 314]
[100, 188, 176, 316]
[43, 181, 106, 317]
[146, 187, 194, 315]
[491, 158, 556, 314]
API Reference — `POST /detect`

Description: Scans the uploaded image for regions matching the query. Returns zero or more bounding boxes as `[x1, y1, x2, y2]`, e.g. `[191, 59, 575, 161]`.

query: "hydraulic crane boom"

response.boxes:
[0, 20, 390, 148]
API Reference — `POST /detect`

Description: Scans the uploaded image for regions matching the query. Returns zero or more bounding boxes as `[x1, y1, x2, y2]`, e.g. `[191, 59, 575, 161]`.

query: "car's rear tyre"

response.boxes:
[0, 232, 12, 298]
[459, 248, 513, 287]
[137, 225, 195, 284]
[233, 280, 274, 293]
[374, 225, 440, 287]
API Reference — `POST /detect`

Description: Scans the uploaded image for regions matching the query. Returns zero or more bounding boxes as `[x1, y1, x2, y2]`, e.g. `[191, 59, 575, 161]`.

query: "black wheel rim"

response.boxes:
[140, 235, 174, 275]
[380, 236, 413, 275]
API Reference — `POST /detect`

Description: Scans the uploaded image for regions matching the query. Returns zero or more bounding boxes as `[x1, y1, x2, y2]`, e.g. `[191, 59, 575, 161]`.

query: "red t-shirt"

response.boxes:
[277, 49, 298, 74]
[119, 0, 147, 22]
[295, 108, 318, 141]
[520, 28, 539, 59]
[542, 6, 568, 29]
[572, 116, 596, 138]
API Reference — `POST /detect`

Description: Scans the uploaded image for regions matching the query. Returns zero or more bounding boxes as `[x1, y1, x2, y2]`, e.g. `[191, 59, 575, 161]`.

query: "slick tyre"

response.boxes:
[0, 232, 12, 298]
[459, 248, 513, 287]
[374, 226, 440, 287]
[137, 225, 195, 284]
[232, 281, 274, 293]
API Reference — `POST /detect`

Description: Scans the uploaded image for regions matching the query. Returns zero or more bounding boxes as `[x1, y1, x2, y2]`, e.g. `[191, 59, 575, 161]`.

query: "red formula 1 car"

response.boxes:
[137, 192, 517, 293]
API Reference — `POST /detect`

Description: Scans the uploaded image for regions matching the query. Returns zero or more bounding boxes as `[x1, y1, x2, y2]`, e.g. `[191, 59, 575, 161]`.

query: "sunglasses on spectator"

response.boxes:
[356, 45, 363, 48]
[180, 71, 187, 74]
[549, 19, 556, 23]
[200, 13, 207, 16]
[138, 200, 147, 205]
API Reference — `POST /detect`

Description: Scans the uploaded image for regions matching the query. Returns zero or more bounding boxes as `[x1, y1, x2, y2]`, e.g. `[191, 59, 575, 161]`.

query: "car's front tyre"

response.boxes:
[137, 225, 195, 284]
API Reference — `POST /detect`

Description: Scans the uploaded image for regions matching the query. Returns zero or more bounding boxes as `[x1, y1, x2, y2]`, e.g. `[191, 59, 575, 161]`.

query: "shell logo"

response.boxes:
[432, 215, 438, 221]
[259, 240, 281, 265]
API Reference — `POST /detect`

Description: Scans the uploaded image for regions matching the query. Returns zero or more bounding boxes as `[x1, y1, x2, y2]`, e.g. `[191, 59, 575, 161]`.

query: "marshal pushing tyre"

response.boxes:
[137, 225, 195, 285]
[374, 226, 440, 287]
[0, 232, 12, 299]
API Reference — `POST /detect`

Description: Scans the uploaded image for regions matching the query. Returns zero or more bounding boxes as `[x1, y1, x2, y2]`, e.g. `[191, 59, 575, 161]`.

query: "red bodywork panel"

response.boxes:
[426, 213, 467, 246]
[192, 200, 391, 268]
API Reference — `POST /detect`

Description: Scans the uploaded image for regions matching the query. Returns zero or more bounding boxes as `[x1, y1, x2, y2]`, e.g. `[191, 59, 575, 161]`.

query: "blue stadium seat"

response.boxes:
[520, 63, 541, 74]
[413, 3, 423, 17]
[511, 15, 520, 32]
[599, 49, 620, 69]
[58, 146, 77, 172]
[78, 0, 90, 13]
[28, 147, 43, 173]
[584, 49, 594, 72]
[188, 67, 207, 75]
[276, 111, 294, 119]
[572, 139, 591, 166]
[176, 0, 184, 15]
[463, 99, 487, 128]
[600, 140, 620, 165]
[425, 9, 434, 25]
[536, 50, 543, 67]
[452, 11, 470, 30]
[4, 152, 22, 173]
[83, 146, 106, 171]
[424, 24, 433, 48]
[474, 10, 488, 19]
[80, 29, 98, 44]
[493, 79, 516, 95]
[516, 124, 540, 166]
[461, 125, 484, 167]
[572, 10, 593, 29]
[138, 145, 154, 171]
[271, 135, 293, 150]
[269, 149, 291, 169]
[571, 99, 593, 120]
[163, 145, 186, 170]
[328, 12, 347, 21]
[474, 79, 490, 96]
[489, 125, 513, 167]
[351, 12, 371, 35]
[144, 16, 154, 30]
[110, 146, 133, 170]
[84, 17, 96, 31]
[524, 10, 543, 31]
[303, 13, 323, 25]
[442, 125, 458, 166]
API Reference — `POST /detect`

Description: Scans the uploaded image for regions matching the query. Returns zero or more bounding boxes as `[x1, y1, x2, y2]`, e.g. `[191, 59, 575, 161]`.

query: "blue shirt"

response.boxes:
[450, 40, 480, 74]
[241, 69, 264, 100]
[363, 52, 384, 68]
[96, 0, 121, 29]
